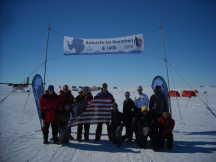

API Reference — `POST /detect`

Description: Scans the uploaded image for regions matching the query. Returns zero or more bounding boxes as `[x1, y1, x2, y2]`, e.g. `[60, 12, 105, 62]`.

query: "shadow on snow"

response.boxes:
[62, 139, 140, 153]
[167, 140, 216, 154]
[174, 130, 216, 136]
[186, 131, 216, 136]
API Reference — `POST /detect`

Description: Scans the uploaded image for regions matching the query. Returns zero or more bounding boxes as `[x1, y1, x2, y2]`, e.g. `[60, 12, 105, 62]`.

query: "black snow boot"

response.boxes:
[43, 140, 49, 144]
[166, 137, 174, 150]
[43, 135, 49, 144]
[53, 136, 59, 144]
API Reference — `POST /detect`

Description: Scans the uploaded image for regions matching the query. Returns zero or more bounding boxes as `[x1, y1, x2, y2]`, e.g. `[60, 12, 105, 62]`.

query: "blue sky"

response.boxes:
[0, 0, 216, 89]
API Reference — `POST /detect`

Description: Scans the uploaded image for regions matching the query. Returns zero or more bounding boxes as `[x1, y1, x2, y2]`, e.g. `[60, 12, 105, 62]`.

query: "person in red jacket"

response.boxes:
[157, 112, 175, 149]
[57, 85, 74, 144]
[40, 85, 59, 144]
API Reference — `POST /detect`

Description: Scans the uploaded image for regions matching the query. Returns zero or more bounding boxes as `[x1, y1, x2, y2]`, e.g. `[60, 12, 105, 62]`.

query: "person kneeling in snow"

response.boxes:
[110, 102, 124, 146]
[157, 112, 175, 150]
[135, 106, 154, 148]
[40, 85, 59, 144]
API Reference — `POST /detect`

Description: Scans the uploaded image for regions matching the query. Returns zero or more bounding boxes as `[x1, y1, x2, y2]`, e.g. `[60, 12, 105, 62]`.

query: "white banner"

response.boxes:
[64, 34, 144, 55]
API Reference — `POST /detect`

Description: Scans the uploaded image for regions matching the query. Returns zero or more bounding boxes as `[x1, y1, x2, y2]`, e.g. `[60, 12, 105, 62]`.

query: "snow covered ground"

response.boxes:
[0, 86, 216, 162]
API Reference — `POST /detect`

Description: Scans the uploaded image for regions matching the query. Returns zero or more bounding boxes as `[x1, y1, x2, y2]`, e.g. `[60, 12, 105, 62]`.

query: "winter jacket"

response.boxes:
[111, 109, 123, 128]
[40, 92, 59, 123]
[85, 93, 93, 103]
[134, 93, 149, 109]
[57, 90, 74, 123]
[95, 91, 114, 100]
[75, 94, 86, 104]
[74, 93, 93, 116]
[158, 116, 175, 138]
[149, 93, 169, 116]
[58, 90, 74, 109]
[123, 98, 136, 123]
[75, 93, 93, 105]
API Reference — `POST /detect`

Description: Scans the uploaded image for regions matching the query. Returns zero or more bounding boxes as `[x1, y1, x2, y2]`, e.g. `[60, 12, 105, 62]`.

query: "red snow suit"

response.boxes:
[158, 116, 175, 138]
[40, 92, 59, 123]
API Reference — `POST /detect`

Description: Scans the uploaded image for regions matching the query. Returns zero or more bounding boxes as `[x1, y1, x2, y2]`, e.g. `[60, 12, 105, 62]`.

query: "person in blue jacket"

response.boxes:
[134, 85, 149, 110]
[94, 83, 115, 141]
[132, 85, 149, 143]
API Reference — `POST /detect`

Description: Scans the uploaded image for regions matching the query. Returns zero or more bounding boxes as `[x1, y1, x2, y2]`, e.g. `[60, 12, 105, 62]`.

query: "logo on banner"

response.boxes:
[67, 38, 85, 53]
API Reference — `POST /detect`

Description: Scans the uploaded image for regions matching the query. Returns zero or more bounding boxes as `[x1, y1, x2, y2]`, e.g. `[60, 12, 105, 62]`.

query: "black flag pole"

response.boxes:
[160, 24, 172, 115]
[43, 24, 51, 89]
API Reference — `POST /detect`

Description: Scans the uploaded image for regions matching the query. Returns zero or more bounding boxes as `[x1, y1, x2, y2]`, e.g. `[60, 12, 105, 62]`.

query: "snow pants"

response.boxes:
[158, 134, 174, 149]
[42, 122, 58, 142]
[124, 119, 133, 141]
[95, 123, 111, 141]
[136, 126, 151, 147]
[58, 121, 70, 144]
[77, 123, 90, 141]
[111, 124, 124, 146]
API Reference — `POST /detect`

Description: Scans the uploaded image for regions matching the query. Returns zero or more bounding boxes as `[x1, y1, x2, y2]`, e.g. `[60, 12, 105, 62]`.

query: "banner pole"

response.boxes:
[160, 24, 172, 115]
[43, 24, 51, 89]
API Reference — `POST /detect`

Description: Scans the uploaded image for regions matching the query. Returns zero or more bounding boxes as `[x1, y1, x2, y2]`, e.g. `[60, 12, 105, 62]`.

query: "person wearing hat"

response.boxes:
[110, 102, 123, 146]
[40, 85, 59, 144]
[57, 84, 74, 144]
[133, 86, 149, 122]
[149, 85, 169, 119]
[122, 91, 136, 142]
[75, 87, 93, 142]
[157, 112, 175, 150]
[148, 86, 170, 150]
[94, 83, 115, 142]
[132, 86, 149, 143]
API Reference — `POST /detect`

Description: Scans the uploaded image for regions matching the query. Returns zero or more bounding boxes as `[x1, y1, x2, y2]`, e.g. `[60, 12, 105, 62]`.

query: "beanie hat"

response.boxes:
[125, 91, 130, 96]
[48, 85, 54, 91]
[137, 85, 143, 91]
[102, 83, 108, 88]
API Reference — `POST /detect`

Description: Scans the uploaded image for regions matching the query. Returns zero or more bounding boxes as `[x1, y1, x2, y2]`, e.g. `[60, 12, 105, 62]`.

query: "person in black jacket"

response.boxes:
[110, 102, 123, 145]
[75, 87, 93, 142]
[123, 91, 136, 142]
[57, 85, 74, 144]
[149, 85, 169, 119]
[136, 107, 155, 148]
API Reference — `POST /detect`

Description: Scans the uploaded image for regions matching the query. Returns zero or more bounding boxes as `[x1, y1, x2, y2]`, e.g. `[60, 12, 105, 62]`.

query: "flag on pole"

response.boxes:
[32, 74, 44, 129]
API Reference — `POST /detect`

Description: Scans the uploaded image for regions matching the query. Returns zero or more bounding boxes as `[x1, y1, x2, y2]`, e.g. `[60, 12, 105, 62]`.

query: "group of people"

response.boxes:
[122, 85, 175, 150]
[39, 83, 175, 151]
[40, 84, 92, 144]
